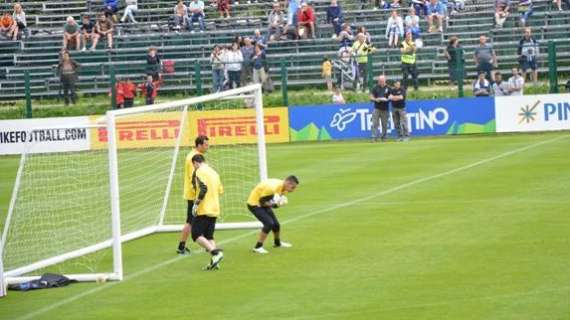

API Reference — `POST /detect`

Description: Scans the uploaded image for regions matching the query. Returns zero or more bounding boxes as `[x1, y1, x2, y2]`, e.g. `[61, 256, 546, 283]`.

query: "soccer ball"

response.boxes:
[96, 274, 107, 284]
[273, 194, 288, 207]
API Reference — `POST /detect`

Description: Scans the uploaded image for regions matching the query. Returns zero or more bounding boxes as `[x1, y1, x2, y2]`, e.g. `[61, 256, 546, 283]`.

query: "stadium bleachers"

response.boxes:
[0, 0, 569, 100]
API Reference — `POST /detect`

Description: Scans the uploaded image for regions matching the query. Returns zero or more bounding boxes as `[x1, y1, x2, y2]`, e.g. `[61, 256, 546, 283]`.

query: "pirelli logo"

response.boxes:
[89, 107, 290, 149]
[197, 115, 281, 137]
[97, 120, 181, 142]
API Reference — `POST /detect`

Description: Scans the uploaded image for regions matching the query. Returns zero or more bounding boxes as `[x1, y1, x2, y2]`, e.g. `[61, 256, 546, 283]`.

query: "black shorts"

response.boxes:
[191, 216, 217, 242]
[186, 200, 194, 224]
[248, 205, 280, 233]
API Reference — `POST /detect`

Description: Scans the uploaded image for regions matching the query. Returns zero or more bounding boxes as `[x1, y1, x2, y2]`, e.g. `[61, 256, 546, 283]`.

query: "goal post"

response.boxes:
[1, 84, 267, 290]
[1, 123, 122, 285]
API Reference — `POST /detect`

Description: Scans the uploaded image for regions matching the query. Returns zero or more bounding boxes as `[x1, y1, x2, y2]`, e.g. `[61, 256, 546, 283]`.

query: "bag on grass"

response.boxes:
[8, 273, 75, 291]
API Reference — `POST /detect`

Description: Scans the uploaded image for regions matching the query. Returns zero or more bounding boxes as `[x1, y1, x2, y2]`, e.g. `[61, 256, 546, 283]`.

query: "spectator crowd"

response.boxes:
[1, 0, 568, 106]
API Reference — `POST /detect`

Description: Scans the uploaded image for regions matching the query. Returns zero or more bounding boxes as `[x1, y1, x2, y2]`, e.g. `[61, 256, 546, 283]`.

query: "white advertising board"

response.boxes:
[495, 94, 570, 133]
[0, 117, 91, 155]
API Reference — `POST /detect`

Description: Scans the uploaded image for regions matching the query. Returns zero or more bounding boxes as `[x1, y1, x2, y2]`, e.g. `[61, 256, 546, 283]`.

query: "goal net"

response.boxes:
[1, 84, 267, 289]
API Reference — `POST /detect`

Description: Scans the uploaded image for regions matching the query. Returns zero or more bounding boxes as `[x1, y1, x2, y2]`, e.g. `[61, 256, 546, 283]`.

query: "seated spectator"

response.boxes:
[508, 67, 524, 95]
[188, 0, 206, 32]
[449, 0, 465, 14]
[284, 6, 300, 40]
[405, 7, 420, 28]
[337, 23, 353, 48]
[326, 0, 344, 37]
[322, 56, 333, 91]
[553, 0, 562, 11]
[332, 84, 346, 104]
[565, 80, 570, 93]
[121, 0, 138, 23]
[356, 26, 372, 46]
[492, 72, 510, 96]
[495, 0, 511, 28]
[92, 13, 114, 51]
[386, 10, 404, 48]
[473, 72, 491, 97]
[518, 27, 538, 84]
[445, 36, 463, 84]
[411, 0, 428, 16]
[63, 17, 81, 51]
[210, 45, 225, 93]
[252, 29, 267, 49]
[173, 0, 188, 30]
[0, 13, 17, 41]
[146, 47, 161, 81]
[287, 0, 301, 26]
[473, 35, 497, 82]
[217, 0, 230, 19]
[12, 3, 28, 39]
[223, 42, 244, 89]
[103, 0, 119, 22]
[427, 0, 445, 33]
[518, 0, 532, 26]
[57, 51, 80, 106]
[405, 8, 422, 46]
[267, 3, 285, 42]
[389, 0, 402, 8]
[297, 2, 315, 39]
[80, 15, 95, 52]
[252, 44, 268, 87]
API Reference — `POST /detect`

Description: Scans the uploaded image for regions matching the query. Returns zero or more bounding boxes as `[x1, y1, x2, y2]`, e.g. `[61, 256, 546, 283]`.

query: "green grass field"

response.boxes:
[1, 132, 570, 320]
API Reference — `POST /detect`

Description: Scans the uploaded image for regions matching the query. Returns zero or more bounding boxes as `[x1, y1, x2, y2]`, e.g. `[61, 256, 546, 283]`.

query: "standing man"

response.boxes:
[389, 81, 410, 141]
[474, 35, 497, 82]
[352, 33, 375, 92]
[177, 135, 210, 255]
[189, 154, 225, 270]
[370, 75, 391, 142]
[248, 176, 299, 254]
[518, 27, 538, 85]
[400, 31, 418, 91]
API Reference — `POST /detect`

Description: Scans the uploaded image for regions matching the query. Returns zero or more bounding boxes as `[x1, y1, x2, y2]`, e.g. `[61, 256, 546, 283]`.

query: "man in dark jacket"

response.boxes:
[326, 0, 344, 36]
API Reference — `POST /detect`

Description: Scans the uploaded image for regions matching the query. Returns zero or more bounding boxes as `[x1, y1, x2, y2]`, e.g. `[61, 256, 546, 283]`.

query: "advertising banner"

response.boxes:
[0, 117, 91, 155]
[91, 107, 290, 149]
[289, 97, 496, 141]
[495, 94, 570, 132]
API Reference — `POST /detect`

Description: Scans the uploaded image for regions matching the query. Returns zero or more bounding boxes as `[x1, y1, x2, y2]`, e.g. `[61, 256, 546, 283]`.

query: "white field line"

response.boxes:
[15, 134, 568, 320]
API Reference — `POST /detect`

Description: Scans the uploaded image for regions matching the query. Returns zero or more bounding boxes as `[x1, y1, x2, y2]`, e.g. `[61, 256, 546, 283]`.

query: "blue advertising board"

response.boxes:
[289, 97, 496, 141]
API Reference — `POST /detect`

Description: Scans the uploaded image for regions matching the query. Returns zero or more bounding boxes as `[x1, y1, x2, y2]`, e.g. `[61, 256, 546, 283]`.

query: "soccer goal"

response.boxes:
[1, 84, 267, 291]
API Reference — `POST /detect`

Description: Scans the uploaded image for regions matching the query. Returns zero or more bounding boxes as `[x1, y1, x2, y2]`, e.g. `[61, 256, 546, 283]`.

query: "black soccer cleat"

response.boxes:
[176, 247, 191, 255]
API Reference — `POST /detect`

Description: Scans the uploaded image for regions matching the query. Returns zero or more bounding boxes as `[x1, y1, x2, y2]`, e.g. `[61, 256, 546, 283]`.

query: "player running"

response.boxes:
[177, 135, 209, 255]
[247, 176, 299, 254]
[189, 154, 225, 270]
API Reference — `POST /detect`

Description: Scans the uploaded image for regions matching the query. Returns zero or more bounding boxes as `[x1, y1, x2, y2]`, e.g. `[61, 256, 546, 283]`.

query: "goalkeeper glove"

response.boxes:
[192, 200, 201, 217]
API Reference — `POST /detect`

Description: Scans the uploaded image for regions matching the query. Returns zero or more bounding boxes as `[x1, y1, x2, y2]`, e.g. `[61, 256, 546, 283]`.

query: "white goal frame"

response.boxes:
[0, 84, 266, 291]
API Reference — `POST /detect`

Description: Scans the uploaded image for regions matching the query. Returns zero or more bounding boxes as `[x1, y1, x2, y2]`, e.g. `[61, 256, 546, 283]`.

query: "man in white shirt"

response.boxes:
[508, 67, 525, 96]
[188, 0, 205, 32]
[492, 72, 510, 96]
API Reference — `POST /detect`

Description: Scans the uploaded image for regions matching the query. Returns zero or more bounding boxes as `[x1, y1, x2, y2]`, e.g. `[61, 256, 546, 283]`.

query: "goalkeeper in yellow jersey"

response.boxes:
[177, 135, 209, 255]
[247, 176, 299, 254]
[189, 154, 225, 270]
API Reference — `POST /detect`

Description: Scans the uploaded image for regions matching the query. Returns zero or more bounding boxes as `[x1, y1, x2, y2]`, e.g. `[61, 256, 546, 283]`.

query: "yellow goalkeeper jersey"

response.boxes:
[247, 178, 286, 207]
[183, 149, 203, 200]
[194, 163, 224, 217]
